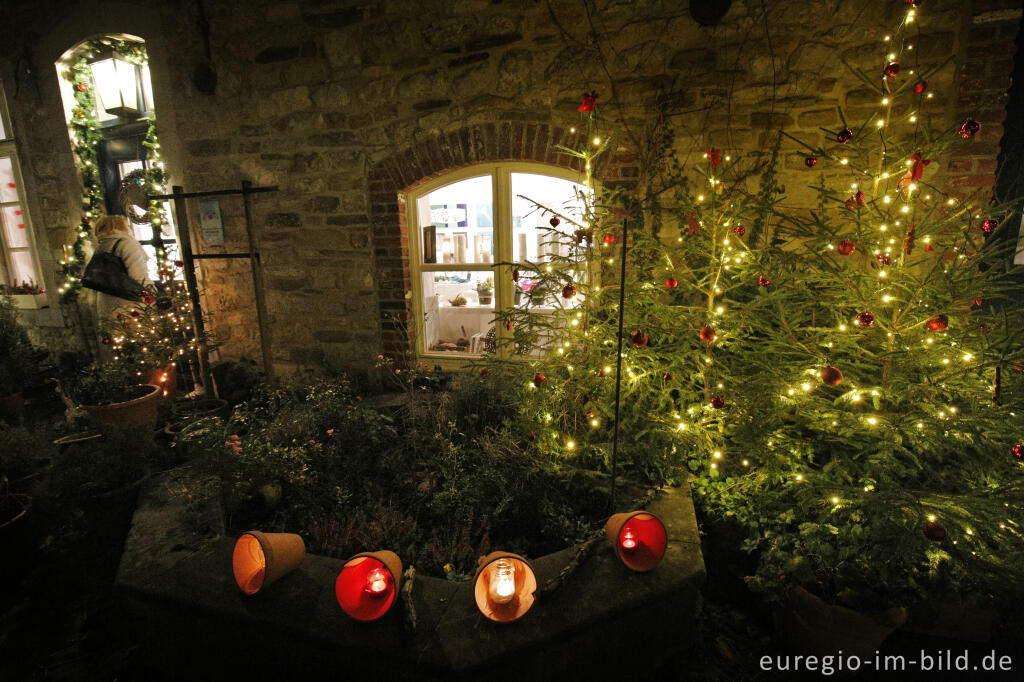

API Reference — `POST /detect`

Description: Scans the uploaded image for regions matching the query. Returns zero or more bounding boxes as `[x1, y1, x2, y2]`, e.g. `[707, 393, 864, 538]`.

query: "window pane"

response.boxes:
[511, 173, 588, 263]
[417, 175, 493, 265]
[10, 250, 37, 286]
[1, 204, 28, 248]
[421, 270, 495, 354]
[514, 268, 584, 311]
[0, 109, 7, 139]
[0, 156, 18, 202]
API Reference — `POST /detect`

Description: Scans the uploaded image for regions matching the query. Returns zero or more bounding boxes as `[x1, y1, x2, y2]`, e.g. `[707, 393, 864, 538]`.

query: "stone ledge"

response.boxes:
[116, 469, 704, 679]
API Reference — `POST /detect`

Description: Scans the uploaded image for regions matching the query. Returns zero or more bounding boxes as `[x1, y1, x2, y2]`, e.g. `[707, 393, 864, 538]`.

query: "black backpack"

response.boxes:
[81, 239, 144, 301]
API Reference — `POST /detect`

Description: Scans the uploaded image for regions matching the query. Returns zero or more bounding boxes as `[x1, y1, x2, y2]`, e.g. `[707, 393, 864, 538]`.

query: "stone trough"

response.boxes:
[116, 468, 705, 680]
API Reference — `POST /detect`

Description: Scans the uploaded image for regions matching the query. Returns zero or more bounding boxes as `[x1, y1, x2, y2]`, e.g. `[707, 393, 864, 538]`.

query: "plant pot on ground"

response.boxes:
[64, 362, 161, 430]
[50, 425, 159, 506]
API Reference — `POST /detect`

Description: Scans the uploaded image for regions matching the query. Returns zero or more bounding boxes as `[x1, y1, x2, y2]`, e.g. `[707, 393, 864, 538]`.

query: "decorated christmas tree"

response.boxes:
[493, 0, 1024, 616]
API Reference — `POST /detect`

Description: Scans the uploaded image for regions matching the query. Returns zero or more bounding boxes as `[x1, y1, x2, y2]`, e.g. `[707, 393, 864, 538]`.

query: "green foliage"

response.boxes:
[50, 425, 161, 499]
[0, 296, 35, 396]
[175, 374, 612, 577]
[495, 86, 1024, 612]
[64, 362, 151, 405]
[0, 425, 55, 487]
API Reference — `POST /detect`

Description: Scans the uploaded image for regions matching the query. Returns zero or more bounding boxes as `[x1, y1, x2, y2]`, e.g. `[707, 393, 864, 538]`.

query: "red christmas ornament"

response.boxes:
[855, 191, 865, 206]
[663, 372, 673, 380]
[1012, 361, 1024, 375]
[698, 326, 715, 343]
[922, 521, 946, 542]
[732, 226, 745, 235]
[512, 270, 520, 283]
[821, 366, 843, 386]
[705, 149, 723, 168]
[981, 218, 999, 234]
[174, 260, 184, 268]
[710, 396, 725, 409]
[665, 277, 678, 289]
[77, 83, 88, 91]
[925, 314, 948, 332]
[856, 311, 875, 327]
[876, 254, 892, 266]
[130, 310, 141, 319]
[505, 319, 512, 331]
[959, 119, 981, 139]
[910, 153, 930, 181]
[913, 81, 927, 94]
[116, 313, 125, 320]
[527, 432, 536, 441]
[479, 368, 490, 376]
[904, 0, 921, 5]
[631, 331, 649, 347]
[883, 62, 900, 78]
[603, 233, 615, 246]
[804, 156, 818, 168]
[836, 128, 853, 144]
[549, 216, 560, 227]
[925, 244, 933, 252]
[102, 337, 112, 345]
[837, 239, 856, 255]
[1014, 444, 1024, 459]
[577, 91, 599, 113]
[845, 198, 857, 211]
[532, 373, 546, 387]
[757, 275, 771, 287]
[562, 283, 576, 299]
[7, 182, 15, 188]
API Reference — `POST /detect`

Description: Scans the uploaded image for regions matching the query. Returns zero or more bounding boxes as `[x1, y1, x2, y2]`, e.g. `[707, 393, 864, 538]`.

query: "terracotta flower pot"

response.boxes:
[173, 397, 230, 421]
[774, 586, 907, 658]
[81, 384, 161, 430]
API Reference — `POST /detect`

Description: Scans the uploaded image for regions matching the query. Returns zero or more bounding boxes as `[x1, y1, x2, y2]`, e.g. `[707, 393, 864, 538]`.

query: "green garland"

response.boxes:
[58, 39, 166, 303]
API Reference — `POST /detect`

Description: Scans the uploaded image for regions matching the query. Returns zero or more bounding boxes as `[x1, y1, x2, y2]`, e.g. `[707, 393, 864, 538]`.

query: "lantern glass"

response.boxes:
[89, 52, 140, 118]
[473, 552, 537, 623]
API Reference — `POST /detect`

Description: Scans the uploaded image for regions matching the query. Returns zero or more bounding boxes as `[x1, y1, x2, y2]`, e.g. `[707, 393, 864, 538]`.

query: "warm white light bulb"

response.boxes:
[489, 559, 516, 604]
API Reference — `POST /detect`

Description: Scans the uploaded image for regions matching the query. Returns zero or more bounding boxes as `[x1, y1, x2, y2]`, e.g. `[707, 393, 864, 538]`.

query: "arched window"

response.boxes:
[407, 163, 590, 360]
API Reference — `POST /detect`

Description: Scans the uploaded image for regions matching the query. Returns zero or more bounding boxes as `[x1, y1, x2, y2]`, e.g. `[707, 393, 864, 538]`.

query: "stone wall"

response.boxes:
[0, 0, 1019, 373]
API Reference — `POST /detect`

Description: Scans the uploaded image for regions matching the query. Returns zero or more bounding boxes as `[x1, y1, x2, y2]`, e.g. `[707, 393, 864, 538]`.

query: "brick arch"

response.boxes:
[367, 122, 588, 357]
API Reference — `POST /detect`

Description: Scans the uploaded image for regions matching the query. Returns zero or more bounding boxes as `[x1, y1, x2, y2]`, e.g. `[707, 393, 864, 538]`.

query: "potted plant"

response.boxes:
[64, 362, 161, 429]
[0, 295, 35, 422]
[476, 277, 493, 305]
[0, 281, 48, 309]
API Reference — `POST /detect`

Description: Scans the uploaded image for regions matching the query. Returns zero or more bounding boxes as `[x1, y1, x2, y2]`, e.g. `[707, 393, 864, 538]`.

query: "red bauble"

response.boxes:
[527, 432, 536, 441]
[505, 319, 512, 331]
[549, 216, 561, 227]
[479, 368, 490, 376]
[1013, 444, 1024, 459]
[925, 244, 933, 252]
[663, 372, 673, 380]
[904, 0, 921, 5]
[855, 191, 865, 206]
[757, 275, 771, 287]
[845, 198, 857, 211]
[710, 396, 725, 409]
[922, 521, 946, 542]
[959, 119, 981, 139]
[76, 83, 88, 91]
[665, 277, 678, 289]
[856, 311, 875, 327]
[732, 226, 745, 235]
[699, 326, 716, 343]
[532, 373, 546, 387]
[876, 253, 892, 266]
[174, 260, 184, 268]
[512, 269, 520, 283]
[130, 310, 141, 319]
[821, 366, 843, 386]
[562, 283, 576, 299]
[102, 337, 112, 345]
[925, 314, 948, 332]
[837, 239, 856, 255]
[836, 128, 853, 144]
[883, 62, 900, 78]
[805, 156, 818, 168]
[603, 233, 615, 246]
[914, 81, 927, 94]
[981, 218, 999, 234]
[631, 331, 649, 347]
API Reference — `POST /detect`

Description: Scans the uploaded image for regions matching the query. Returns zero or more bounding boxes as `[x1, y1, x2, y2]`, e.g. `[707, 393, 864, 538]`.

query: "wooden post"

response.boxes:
[172, 185, 216, 396]
[242, 181, 274, 382]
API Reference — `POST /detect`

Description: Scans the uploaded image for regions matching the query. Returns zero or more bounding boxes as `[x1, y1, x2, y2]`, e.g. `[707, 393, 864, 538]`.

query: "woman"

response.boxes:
[92, 214, 155, 325]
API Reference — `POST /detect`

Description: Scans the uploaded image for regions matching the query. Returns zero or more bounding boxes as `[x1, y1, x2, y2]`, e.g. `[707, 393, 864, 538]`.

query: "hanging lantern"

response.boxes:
[335, 550, 403, 621]
[473, 552, 537, 623]
[232, 531, 306, 595]
[604, 511, 667, 572]
[87, 50, 142, 118]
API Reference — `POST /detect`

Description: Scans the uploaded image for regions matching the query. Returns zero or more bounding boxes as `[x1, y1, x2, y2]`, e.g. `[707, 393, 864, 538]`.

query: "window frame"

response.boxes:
[0, 81, 47, 306]
[406, 162, 590, 365]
